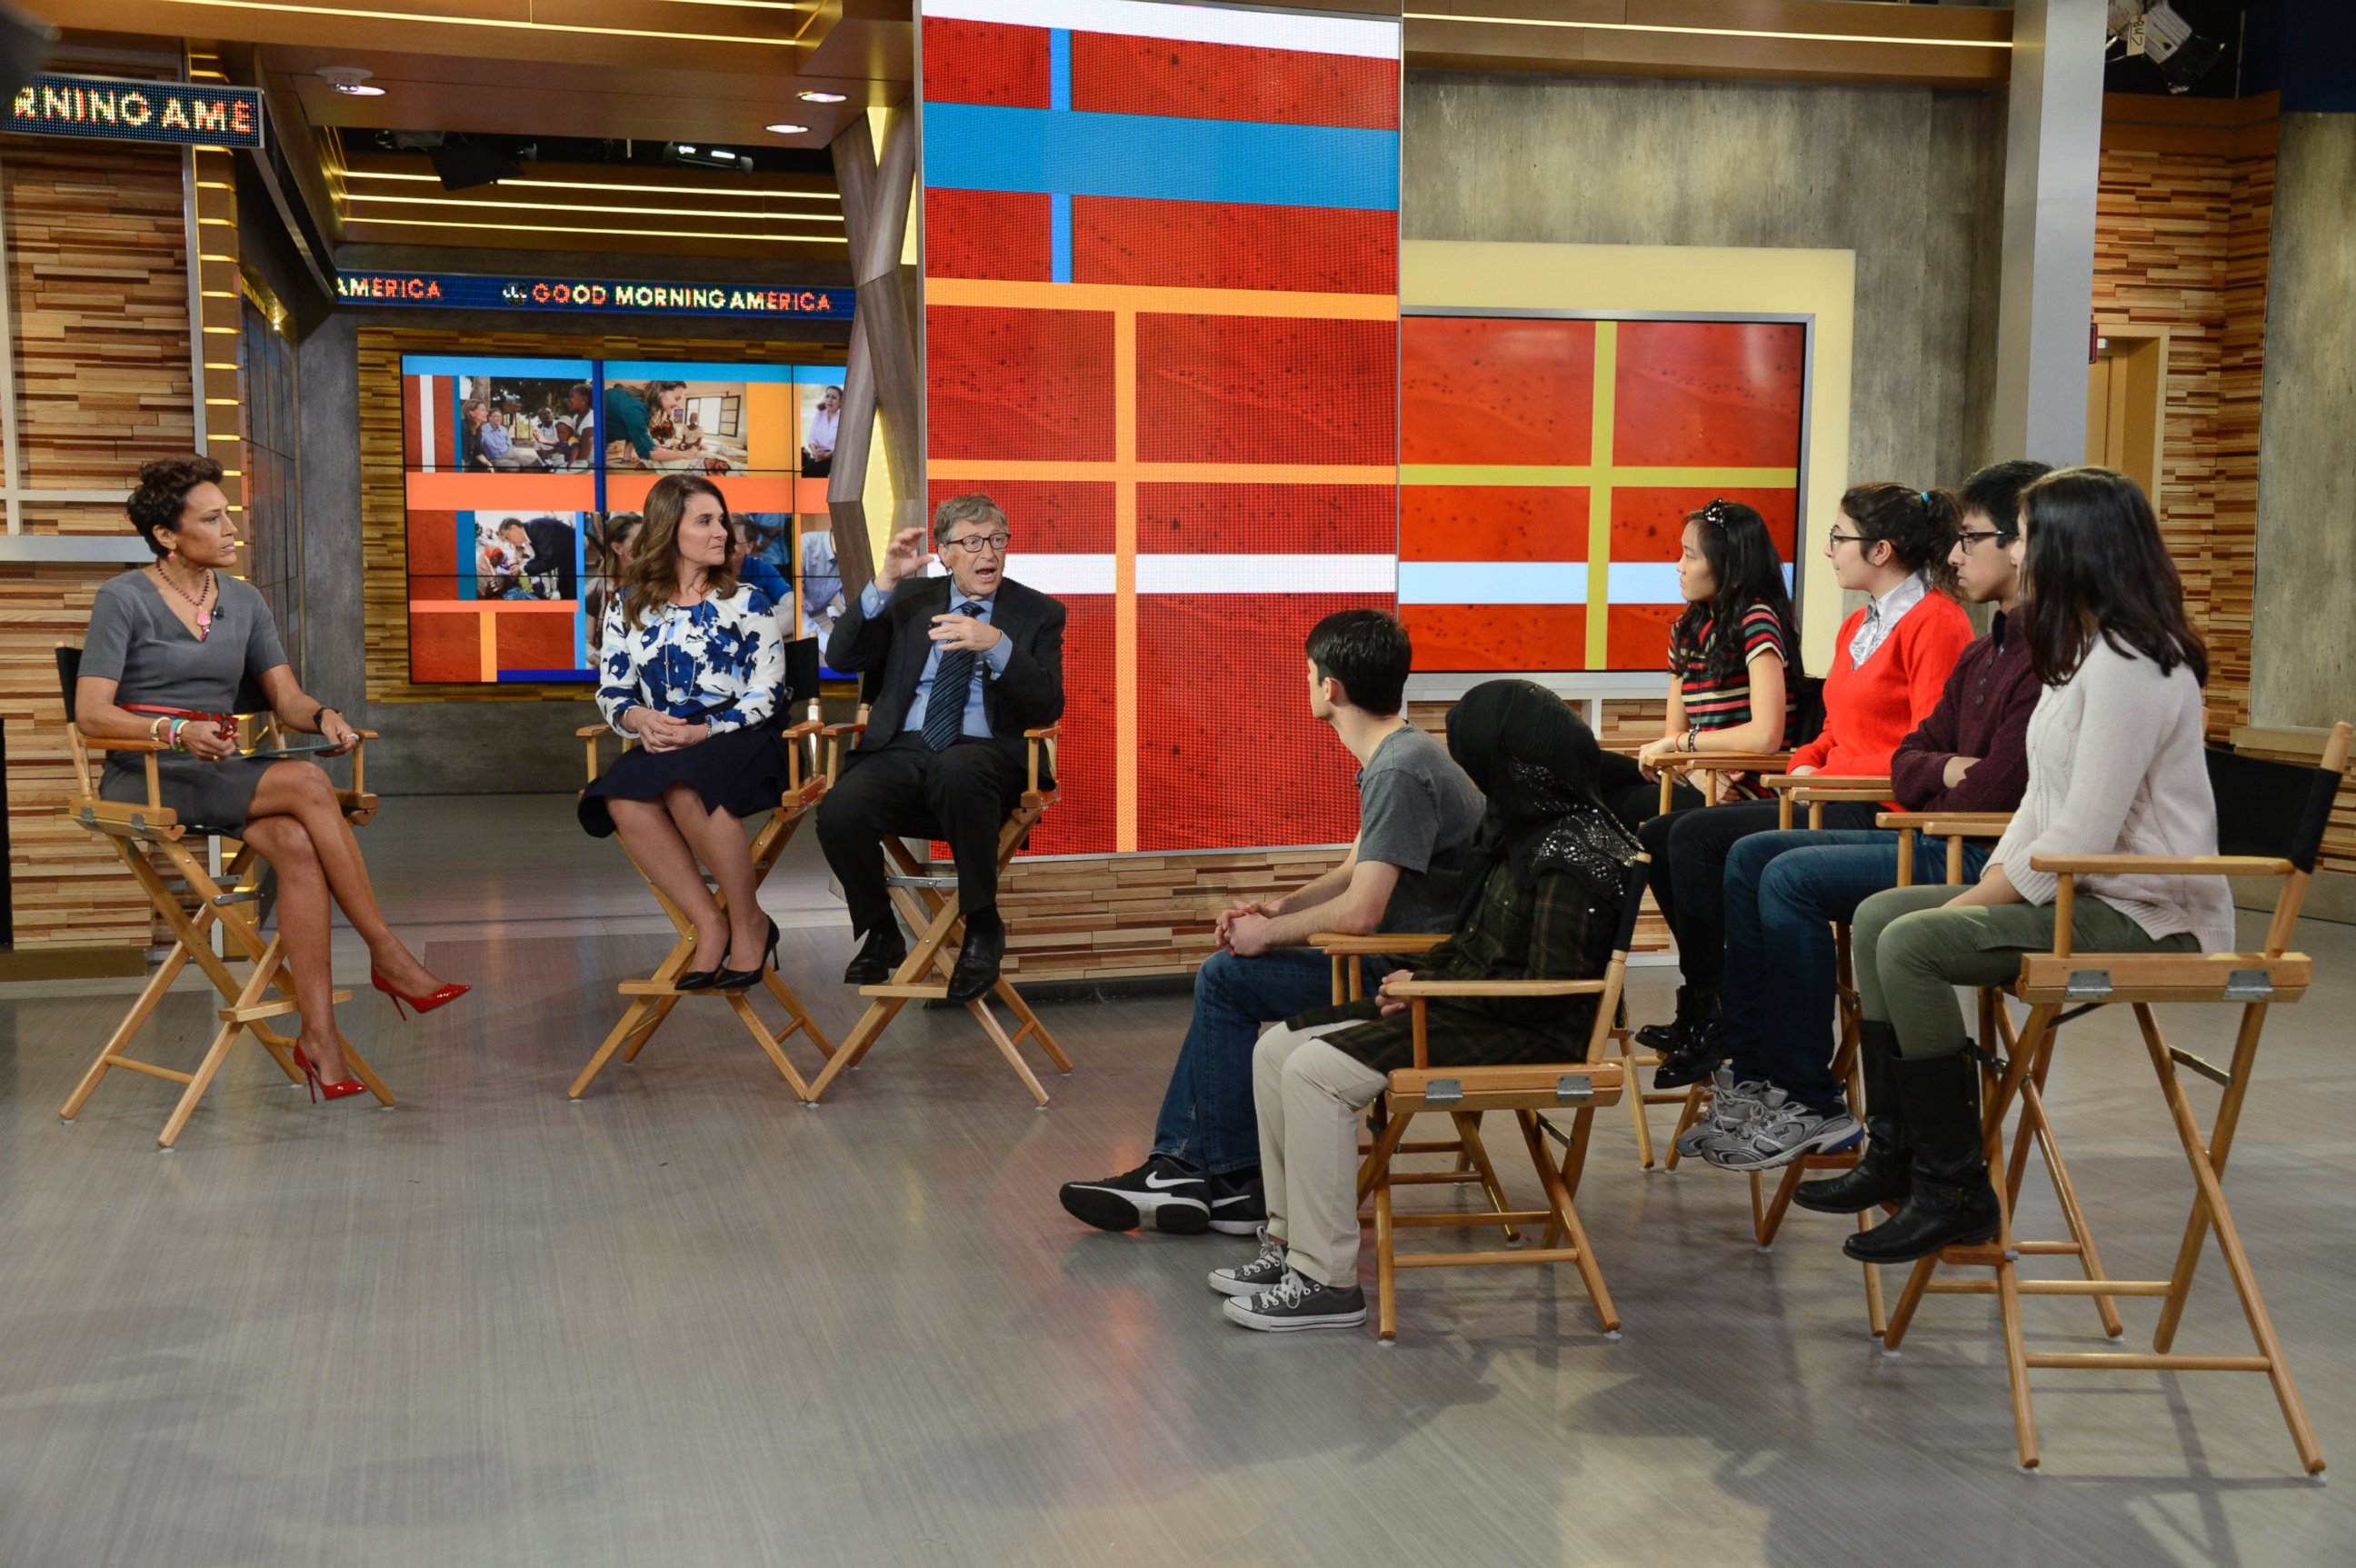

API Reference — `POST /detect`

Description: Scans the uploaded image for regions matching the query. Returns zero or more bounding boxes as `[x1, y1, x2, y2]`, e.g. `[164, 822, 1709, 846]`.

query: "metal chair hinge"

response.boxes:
[77, 806, 96, 826]
[1423, 1078, 1463, 1107]
[1553, 1074, 1595, 1104]
[212, 890, 262, 907]
[884, 874, 959, 890]
[2222, 968, 2274, 1002]
[2064, 969, 2113, 1002]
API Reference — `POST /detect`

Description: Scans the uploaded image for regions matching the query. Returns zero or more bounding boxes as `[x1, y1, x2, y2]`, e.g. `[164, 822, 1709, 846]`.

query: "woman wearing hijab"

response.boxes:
[1212, 680, 1642, 1333]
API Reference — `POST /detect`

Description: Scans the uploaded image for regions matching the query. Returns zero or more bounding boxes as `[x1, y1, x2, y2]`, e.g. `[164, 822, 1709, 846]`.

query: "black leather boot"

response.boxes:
[1795, 1020, 1911, 1213]
[1634, 984, 1695, 1053]
[1650, 987, 1724, 1089]
[1843, 1048, 2001, 1264]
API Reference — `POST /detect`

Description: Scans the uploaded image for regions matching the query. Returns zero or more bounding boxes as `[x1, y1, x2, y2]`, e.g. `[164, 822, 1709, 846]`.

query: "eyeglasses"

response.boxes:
[1826, 530, 1867, 549]
[942, 532, 1009, 554]
[1954, 528, 2015, 550]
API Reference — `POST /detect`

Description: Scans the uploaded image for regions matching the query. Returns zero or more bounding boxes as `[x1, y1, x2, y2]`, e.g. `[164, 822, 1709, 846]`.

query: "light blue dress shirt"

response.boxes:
[861, 579, 1014, 741]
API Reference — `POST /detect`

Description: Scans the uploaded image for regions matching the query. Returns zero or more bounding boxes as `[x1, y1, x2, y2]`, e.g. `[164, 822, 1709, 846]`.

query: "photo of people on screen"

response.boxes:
[604, 380, 745, 474]
[797, 523, 844, 642]
[800, 384, 842, 478]
[459, 375, 593, 472]
[584, 512, 644, 645]
[735, 512, 795, 616]
[474, 513, 579, 602]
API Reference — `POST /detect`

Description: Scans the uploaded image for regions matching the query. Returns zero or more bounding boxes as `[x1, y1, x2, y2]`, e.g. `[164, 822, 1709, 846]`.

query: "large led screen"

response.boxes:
[398, 355, 844, 683]
[921, 0, 1402, 856]
[1399, 314, 1807, 674]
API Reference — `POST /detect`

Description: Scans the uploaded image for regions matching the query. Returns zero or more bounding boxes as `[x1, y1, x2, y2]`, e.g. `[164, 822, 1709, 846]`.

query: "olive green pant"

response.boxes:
[1851, 885, 2198, 1060]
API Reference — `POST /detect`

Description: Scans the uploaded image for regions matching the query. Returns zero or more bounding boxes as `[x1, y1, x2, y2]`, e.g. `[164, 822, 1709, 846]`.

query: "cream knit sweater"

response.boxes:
[1992, 638, 2237, 954]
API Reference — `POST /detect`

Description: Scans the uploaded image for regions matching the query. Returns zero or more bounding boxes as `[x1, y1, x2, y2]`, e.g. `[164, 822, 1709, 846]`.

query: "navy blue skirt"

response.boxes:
[577, 723, 791, 837]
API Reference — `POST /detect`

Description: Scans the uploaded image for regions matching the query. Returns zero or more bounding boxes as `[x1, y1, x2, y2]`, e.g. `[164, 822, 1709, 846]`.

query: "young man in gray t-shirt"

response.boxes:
[1060, 610, 1485, 1237]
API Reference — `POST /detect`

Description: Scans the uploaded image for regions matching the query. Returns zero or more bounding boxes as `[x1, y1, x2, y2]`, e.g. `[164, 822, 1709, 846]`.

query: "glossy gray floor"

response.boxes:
[2, 796, 2350, 1567]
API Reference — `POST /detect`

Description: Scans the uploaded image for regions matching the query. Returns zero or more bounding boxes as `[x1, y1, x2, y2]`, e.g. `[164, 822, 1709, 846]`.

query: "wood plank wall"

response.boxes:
[2, 142, 197, 952]
[355, 326, 839, 704]
[2092, 139, 2273, 741]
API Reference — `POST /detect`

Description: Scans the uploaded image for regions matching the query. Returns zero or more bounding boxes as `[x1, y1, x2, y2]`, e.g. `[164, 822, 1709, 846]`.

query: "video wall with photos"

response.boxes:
[398, 355, 850, 683]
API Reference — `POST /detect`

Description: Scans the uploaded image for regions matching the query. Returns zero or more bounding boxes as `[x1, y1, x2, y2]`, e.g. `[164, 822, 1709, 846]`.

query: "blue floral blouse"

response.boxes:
[597, 584, 784, 739]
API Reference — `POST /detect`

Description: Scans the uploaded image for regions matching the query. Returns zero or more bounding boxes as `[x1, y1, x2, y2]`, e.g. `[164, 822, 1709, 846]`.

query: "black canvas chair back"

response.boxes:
[1788, 674, 1828, 751]
[2207, 743, 2341, 874]
[782, 635, 821, 716]
[58, 642, 267, 728]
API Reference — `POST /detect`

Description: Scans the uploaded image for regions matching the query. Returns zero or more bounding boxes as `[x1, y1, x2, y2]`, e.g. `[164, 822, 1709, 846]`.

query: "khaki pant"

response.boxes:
[1253, 1020, 1388, 1289]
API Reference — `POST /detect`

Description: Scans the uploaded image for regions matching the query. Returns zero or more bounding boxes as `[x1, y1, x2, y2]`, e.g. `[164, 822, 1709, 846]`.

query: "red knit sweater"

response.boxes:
[1791, 593, 1975, 777]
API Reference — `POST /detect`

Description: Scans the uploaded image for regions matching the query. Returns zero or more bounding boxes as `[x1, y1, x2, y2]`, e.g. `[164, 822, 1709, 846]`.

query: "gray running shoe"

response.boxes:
[1676, 1066, 1770, 1159]
[1705, 1094, 1862, 1171]
[1208, 1226, 1288, 1297]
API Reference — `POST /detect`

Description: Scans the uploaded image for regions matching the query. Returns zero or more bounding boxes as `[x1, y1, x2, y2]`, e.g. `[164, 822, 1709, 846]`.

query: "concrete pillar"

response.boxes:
[1990, 0, 2107, 467]
[2250, 112, 2356, 730]
[296, 312, 367, 719]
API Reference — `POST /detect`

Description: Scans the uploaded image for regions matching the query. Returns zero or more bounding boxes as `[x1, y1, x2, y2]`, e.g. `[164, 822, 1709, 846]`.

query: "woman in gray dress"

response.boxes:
[74, 454, 466, 1101]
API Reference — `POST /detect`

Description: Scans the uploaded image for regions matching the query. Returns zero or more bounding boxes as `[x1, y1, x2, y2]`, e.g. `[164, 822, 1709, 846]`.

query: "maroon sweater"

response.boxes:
[1890, 606, 2041, 813]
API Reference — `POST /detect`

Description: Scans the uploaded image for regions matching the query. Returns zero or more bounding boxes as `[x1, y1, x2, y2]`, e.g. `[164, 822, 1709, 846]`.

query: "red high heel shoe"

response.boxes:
[292, 1046, 367, 1103]
[372, 968, 470, 1020]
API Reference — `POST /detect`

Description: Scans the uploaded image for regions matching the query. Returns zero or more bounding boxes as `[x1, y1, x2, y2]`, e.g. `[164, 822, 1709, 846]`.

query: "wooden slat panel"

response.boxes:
[3, 142, 195, 514]
[2092, 141, 2271, 743]
[2, 143, 195, 950]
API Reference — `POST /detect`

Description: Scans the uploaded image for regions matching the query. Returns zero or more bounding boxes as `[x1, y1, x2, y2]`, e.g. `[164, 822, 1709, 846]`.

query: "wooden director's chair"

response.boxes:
[1317, 932, 1525, 1248]
[1864, 805, 2128, 1349]
[1877, 722, 2351, 1474]
[569, 638, 837, 1101]
[1349, 852, 1653, 1342]
[53, 644, 392, 1148]
[1632, 748, 1796, 1171]
[799, 678, 1070, 1105]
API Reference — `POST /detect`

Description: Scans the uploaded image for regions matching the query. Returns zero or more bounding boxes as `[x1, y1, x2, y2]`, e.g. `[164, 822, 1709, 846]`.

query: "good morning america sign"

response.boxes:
[336, 269, 854, 322]
[9, 75, 264, 150]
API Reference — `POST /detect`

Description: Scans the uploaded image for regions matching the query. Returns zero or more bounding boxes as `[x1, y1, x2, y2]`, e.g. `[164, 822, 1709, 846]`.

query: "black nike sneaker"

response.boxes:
[1206, 1167, 1267, 1236]
[1058, 1154, 1212, 1234]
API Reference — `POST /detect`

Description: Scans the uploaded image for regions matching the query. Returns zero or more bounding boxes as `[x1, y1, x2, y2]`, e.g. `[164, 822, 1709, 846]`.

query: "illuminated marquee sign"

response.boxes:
[8, 74, 264, 150]
[336, 270, 853, 322]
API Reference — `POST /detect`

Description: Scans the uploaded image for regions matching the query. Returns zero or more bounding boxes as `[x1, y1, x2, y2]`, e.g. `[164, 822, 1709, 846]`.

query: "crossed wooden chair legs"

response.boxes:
[570, 776, 837, 1101]
[61, 832, 390, 1148]
[1881, 994, 2322, 1474]
[803, 826, 1071, 1106]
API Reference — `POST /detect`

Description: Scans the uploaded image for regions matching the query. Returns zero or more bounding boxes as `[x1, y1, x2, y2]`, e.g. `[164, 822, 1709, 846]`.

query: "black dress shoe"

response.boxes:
[946, 909, 1004, 1004]
[843, 924, 907, 985]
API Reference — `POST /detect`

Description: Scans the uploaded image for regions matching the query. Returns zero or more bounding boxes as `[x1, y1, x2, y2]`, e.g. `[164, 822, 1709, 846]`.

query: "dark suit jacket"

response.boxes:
[825, 574, 1065, 779]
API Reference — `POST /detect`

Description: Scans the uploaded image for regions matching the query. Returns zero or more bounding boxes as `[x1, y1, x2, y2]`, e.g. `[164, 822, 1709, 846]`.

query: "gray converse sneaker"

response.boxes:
[1222, 1268, 1368, 1333]
[1676, 1066, 1769, 1159]
[1208, 1226, 1289, 1297]
[1704, 1093, 1862, 1171]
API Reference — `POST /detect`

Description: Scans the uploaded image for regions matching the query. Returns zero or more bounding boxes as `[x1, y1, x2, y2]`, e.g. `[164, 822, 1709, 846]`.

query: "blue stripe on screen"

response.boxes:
[923, 102, 1398, 212]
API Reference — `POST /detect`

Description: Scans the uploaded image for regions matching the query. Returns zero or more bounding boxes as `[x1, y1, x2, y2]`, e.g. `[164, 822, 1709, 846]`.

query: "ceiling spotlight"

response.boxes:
[764, 123, 810, 135]
[2105, 0, 2227, 95]
[317, 65, 384, 97]
[664, 141, 753, 172]
[797, 91, 847, 103]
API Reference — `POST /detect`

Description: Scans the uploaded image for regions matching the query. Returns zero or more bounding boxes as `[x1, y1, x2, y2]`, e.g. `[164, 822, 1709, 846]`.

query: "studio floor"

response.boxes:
[2, 796, 2350, 1568]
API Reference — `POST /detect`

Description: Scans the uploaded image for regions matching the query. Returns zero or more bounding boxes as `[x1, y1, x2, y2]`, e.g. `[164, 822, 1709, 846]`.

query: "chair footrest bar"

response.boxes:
[1387, 1210, 1553, 1228]
[858, 983, 953, 999]
[1925, 1278, 2171, 1297]
[2022, 1352, 2271, 1372]
[108, 1056, 196, 1084]
[1387, 1170, 1489, 1186]
[220, 990, 350, 1023]
[1393, 1248, 1582, 1268]
[618, 978, 780, 997]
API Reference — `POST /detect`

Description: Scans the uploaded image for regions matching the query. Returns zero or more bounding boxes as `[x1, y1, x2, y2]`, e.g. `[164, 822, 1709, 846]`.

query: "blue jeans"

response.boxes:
[1719, 831, 1992, 1114]
[1151, 947, 1390, 1176]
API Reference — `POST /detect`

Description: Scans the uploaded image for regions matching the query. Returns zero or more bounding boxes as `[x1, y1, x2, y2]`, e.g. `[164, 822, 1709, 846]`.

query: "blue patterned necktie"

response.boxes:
[922, 600, 985, 751]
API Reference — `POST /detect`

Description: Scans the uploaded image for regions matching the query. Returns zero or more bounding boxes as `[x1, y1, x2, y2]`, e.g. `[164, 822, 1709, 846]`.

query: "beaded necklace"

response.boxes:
[154, 563, 216, 641]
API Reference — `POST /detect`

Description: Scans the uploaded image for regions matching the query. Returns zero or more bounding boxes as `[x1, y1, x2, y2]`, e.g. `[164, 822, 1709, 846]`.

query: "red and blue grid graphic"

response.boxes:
[923, 0, 1401, 855]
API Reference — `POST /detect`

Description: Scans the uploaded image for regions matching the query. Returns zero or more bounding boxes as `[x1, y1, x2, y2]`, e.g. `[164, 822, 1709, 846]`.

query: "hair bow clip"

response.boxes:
[1702, 497, 1731, 526]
